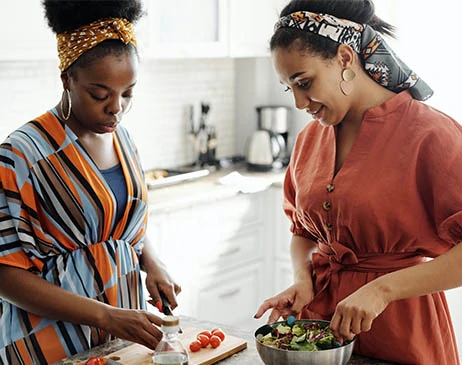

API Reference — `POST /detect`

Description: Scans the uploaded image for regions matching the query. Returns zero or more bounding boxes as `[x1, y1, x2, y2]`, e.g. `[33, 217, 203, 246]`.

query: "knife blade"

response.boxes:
[160, 292, 173, 315]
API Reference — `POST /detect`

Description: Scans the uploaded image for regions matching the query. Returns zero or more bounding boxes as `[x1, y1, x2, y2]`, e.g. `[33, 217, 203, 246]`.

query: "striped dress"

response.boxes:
[0, 111, 148, 364]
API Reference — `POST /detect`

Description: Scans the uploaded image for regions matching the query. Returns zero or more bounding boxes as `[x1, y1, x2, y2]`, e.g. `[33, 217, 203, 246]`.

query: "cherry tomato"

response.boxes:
[209, 335, 222, 348]
[85, 357, 106, 365]
[198, 330, 212, 338]
[197, 334, 210, 348]
[189, 340, 202, 352]
[211, 328, 226, 342]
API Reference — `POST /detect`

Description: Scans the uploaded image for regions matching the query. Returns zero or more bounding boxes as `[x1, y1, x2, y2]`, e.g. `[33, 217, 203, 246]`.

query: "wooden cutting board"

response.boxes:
[105, 327, 247, 365]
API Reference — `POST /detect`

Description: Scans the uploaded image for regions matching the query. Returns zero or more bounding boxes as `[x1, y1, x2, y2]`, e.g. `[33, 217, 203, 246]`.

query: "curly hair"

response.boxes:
[42, 0, 146, 73]
[42, 0, 145, 34]
[271, 0, 395, 59]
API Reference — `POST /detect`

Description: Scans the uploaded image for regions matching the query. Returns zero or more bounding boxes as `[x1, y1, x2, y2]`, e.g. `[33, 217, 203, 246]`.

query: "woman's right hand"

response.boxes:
[101, 306, 163, 350]
[254, 279, 315, 323]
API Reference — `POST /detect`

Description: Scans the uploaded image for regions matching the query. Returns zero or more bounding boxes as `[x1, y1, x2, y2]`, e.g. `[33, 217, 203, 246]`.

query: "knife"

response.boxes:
[160, 292, 183, 334]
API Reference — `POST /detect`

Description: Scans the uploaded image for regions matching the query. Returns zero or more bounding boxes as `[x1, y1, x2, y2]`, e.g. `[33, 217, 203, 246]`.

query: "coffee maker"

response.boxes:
[246, 105, 292, 171]
[257, 105, 292, 165]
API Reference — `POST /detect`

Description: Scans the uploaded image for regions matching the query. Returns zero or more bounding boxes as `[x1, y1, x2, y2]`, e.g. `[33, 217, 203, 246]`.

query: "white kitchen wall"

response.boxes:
[234, 57, 310, 156]
[125, 58, 236, 170]
[0, 58, 236, 171]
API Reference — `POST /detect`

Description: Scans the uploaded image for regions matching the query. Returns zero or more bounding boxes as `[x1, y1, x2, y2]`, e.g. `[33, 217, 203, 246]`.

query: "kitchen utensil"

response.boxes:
[254, 319, 355, 365]
[105, 326, 247, 365]
[160, 292, 173, 316]
[145, 168, 210, 189]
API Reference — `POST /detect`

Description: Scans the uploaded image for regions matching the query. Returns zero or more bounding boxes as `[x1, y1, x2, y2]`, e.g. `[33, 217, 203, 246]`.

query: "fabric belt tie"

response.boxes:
[307, 241, 424, 316]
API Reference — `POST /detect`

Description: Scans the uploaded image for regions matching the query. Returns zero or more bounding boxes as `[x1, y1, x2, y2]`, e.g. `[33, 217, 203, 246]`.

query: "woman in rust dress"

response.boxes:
[255, 0, 461, 363]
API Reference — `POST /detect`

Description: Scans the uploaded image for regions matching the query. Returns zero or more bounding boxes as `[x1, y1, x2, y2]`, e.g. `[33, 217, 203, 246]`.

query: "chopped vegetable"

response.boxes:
[258, 321, 344, 352]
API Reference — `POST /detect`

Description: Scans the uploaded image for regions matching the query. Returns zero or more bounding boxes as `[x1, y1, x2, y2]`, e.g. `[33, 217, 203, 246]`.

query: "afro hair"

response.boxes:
[42, 0, 145, 34]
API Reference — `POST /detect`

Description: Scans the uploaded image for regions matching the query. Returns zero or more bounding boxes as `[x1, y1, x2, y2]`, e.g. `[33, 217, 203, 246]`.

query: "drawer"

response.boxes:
[196, 264, 264, 327]
[198, 193, 264, 232]
[197, 226, 264, 269]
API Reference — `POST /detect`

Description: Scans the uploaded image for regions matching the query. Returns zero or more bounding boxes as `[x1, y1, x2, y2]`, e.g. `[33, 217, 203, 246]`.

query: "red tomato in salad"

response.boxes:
[209, 335, 222, 348]
[189, 340, 202, 352]
[211, 328, 226, 342]
[85, 357, 106, 365]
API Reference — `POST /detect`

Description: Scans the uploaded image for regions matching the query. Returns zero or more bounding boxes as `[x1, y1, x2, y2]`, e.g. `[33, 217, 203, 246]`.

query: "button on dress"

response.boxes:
[283, 91, 460, 364]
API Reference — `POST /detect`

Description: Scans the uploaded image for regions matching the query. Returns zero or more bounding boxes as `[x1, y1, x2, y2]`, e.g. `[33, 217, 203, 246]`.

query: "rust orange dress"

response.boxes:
[283, 91, 460, 364]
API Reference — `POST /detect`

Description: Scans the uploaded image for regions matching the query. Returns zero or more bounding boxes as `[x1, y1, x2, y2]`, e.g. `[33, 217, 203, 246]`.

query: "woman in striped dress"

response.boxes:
[0, 1, 181, 364]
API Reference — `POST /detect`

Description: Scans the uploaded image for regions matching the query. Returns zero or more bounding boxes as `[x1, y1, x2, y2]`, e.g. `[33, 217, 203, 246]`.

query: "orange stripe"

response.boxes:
[0, 251, 36, 270]
[88, 243, 115, 290]
[14, 339, 33, 365]
[35, 113, 67, 144]
[104, 282, 119, 306]
[33, 325, 67, 363]
[47, 153, 83, 205]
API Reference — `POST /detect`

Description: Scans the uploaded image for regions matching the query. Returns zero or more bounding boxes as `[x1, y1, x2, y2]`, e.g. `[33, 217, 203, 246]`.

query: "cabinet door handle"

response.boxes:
[218, 288, 241, 298]
[219, 246, 240, 257]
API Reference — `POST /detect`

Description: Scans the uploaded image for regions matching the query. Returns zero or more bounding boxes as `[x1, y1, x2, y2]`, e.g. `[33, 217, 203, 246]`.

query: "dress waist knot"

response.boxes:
[308, 241, 424, 316]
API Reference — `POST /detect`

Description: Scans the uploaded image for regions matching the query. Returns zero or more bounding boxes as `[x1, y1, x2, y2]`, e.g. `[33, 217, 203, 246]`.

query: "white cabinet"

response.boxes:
[147, 191, 271, 330]
[228, 0, 287, 58]
[268, 186, 293, 293]
[146, 184, 294, 330]
[138, 0, 287, 59]
[138, 0, 229, 59]
[196, 262, 265, 329]
[2, 2, 57, 60]
[2, 0, 287, 60]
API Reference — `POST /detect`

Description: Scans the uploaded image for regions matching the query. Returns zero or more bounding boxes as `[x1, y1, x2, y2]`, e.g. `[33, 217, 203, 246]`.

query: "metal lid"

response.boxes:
[162, 315, 179, 327]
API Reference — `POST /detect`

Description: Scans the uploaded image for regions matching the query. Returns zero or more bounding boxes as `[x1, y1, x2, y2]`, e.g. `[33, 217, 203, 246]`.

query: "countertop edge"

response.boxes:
[147, 167, 286, 214]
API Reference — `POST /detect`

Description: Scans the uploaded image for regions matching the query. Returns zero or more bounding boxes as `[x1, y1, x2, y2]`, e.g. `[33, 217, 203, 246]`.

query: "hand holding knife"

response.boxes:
[159, 292, 183, 333]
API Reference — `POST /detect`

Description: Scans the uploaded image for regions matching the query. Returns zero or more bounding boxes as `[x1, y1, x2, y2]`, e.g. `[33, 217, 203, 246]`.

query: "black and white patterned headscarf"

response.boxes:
[274, 11, 433, 101]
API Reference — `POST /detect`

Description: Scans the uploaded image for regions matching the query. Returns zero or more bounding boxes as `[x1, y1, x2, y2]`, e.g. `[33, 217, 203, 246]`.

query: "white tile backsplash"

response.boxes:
[0, 58, 236, 171]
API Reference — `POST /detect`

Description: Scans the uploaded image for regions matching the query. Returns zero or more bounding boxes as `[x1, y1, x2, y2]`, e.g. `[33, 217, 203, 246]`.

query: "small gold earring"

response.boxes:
[60, 89, 72, 120]
[340, 69, 356, 96]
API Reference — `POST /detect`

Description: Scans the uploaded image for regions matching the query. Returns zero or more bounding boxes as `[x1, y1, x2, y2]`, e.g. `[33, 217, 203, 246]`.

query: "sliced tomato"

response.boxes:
[209, 335, 222, 348]
[196, 334, 210, 348]
[211, 328, 226, 342]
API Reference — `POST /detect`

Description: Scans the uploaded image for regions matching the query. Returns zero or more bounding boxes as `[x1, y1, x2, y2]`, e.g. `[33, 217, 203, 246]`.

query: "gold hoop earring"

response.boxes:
[340, 69, 356, 96]
[60, 89, 72, 121]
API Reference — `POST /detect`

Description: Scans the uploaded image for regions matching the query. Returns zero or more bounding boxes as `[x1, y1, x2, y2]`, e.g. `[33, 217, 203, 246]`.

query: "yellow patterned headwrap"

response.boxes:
[57, 17, 137, 72]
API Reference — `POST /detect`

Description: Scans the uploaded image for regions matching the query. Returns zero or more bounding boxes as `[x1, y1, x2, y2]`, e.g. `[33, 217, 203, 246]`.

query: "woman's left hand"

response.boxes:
[330, 283, 390, 342]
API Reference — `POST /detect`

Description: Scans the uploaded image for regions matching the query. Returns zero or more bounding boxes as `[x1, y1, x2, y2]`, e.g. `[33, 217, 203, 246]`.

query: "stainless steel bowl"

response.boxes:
[255, 319, 355, 365]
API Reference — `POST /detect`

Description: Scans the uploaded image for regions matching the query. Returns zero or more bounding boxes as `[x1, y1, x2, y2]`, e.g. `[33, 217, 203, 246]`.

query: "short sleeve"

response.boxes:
[415, 115, 462, 246]
[438, 212, 462, 245]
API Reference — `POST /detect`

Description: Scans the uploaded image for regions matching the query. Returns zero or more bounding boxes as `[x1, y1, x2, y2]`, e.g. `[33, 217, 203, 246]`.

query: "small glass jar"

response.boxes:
[152, 316, 189, 365]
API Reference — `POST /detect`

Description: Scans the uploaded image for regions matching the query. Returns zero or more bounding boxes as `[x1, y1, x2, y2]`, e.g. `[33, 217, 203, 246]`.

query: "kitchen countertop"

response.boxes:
[147, 164, 286, 214]
[55, 316, 394, 364]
